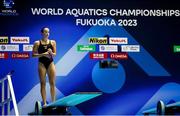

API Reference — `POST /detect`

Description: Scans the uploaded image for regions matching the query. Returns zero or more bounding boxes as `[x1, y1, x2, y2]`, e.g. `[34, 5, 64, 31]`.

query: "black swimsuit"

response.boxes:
[38, 40, 53, 69]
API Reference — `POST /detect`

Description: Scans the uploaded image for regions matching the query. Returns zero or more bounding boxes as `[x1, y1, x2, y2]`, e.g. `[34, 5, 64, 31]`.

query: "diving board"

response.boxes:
[143, 100, 180, 115]
[29, 92, 102, 115]
[46, 92, 102, 107]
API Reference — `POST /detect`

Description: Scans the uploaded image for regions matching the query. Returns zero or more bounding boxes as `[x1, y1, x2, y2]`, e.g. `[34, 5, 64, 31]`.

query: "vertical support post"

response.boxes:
[1, 81, 5, 115]
[7, 81, 10, 115]
[7, 75, 19, 116]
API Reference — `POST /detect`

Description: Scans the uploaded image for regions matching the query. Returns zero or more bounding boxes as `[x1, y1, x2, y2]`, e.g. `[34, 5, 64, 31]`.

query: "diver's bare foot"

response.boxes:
[43, 103, 47, 106]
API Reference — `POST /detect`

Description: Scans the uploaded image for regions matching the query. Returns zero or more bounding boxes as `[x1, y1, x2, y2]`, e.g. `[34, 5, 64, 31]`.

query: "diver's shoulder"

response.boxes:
[50, 40, 56, 44]
[34, 40, 40, 45]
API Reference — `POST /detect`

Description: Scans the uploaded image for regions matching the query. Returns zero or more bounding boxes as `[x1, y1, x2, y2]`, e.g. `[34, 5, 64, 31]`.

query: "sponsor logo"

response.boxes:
[121, 45, 140, 52]
[0, 0, 18, 16]
[23, 45, 33, 51]
[0, 45, 19, 51]
[11, 52, 30, 59]
[3, 0, 14, 8]
[99, 60, 118, 68]
[109, 37, 128, 44]
[173, 45, 180, 52]
[99, 45, 118, 52]
[77, 45, 95, 52]
[10, 37, 30, 43]
[89, 37, 107, 44]
[0, 52, 8, 59]
[110, 53, 128, 60]
[89, 53, 108, 59]
[0, 36, 8, 44]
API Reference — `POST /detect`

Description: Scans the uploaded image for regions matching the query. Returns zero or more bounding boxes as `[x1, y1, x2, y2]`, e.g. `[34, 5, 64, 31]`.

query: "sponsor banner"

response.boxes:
[109, 37, 128, 44]
[77, 45, 96, 52]
[11, 52, 30, 59]
[110, 53, 128, 60]
[173, 45, 180, 52]
[99, 45, 118, 52]
[0, 36, 8, 44]
[121, 45, 140, 52]
[89, 37, 107, 44]
[23, 45, 33, 51]
[0, 45, 19, 51]
[89, 53, 108, 59]
[10, 37, 30, 43]
[0, 52, 8, 59]
[0, 0, 19, 16]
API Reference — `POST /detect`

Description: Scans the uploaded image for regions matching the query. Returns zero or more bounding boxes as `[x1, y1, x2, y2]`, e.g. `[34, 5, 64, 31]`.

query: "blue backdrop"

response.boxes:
[0, 0, 180, 115]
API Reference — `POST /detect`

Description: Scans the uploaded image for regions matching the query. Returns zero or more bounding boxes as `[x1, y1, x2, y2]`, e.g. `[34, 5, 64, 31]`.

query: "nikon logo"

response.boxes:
[89, 37, 107, 44]
[0, 37, 8, 44]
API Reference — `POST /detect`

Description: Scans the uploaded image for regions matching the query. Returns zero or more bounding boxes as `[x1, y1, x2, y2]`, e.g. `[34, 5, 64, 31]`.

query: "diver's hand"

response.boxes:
[42, 52, 52, 59]
[47, 48, 53, 55]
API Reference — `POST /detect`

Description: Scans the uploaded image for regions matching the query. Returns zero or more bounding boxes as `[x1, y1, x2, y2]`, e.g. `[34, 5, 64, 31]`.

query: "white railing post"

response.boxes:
[0, 71, 19, 116]
[7, 74, 19, 116]
[7, 81, 11, 115]
[1, 81, 5, 115]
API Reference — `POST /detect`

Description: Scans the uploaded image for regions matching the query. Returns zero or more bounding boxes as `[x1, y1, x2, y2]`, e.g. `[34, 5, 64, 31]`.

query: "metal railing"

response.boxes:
[0, 71, 19, 116]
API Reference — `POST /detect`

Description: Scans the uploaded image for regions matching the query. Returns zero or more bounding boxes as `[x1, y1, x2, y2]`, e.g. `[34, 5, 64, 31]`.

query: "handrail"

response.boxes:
[0, 70, 19, 116]
[0, 70, 14, 83]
